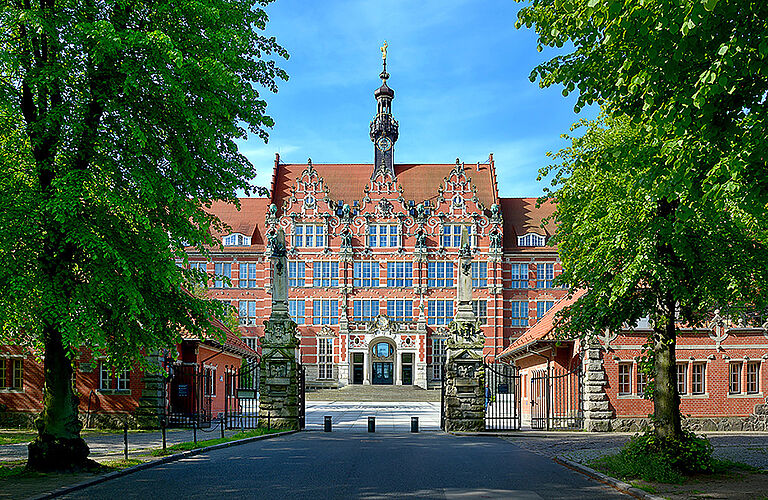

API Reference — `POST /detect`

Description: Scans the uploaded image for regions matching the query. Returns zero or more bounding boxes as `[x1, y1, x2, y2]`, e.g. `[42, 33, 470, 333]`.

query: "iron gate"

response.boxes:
[167, 363, 213, 428]
[530, 365, 583, 430]
[224, 361, 259, 429]
[484, 362, 522, 430]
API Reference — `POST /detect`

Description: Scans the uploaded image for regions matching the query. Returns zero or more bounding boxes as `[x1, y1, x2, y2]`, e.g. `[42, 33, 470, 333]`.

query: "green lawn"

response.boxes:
[150, 427, 283, 456]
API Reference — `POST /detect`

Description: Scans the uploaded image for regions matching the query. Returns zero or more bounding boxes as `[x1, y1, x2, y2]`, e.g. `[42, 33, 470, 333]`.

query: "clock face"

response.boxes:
[376, 137, 392, 152]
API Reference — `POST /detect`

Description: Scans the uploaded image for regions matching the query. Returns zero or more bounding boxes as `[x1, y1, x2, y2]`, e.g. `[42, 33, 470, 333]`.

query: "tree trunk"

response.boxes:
[27, 326, 90, 471]
[652, 295, 682, 439]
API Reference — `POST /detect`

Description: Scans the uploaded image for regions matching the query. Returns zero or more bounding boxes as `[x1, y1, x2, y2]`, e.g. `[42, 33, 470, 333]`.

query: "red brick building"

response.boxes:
[188, 64, 567, 389]
[500, 294, 768, 431]
[0, 318, 256, 428]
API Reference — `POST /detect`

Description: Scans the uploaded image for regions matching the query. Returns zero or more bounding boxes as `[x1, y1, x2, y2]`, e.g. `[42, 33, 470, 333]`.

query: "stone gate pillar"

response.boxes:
[582, 339, 612, 431]
[259, 230, 301, 429]
[443, 228, 486, 431]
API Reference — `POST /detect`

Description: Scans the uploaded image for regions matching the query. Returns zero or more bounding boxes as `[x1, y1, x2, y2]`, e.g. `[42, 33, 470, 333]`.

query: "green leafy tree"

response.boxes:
[542, 115, 768, 438]
[0, 0, 287, 471]
[517, 0, 768, 224]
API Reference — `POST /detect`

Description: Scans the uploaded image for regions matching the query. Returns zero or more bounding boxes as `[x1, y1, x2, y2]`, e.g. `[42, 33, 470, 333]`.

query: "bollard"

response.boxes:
[220, 419, 225, 439]
[368, 416, 375, 433]
[193, 424, 197, 445]
[411, 416, 419, 433]
[324, 415, 332, 432]
[162, 420, 167, 452]
[123, 424, 128, 460]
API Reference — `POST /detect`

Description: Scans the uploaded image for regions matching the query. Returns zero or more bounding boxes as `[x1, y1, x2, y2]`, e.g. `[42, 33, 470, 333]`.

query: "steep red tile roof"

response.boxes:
[205, 198, 269, 251]
[498, 289, 586, 359]
[271, 163, 497, 213]
[500, 197, 557, 251]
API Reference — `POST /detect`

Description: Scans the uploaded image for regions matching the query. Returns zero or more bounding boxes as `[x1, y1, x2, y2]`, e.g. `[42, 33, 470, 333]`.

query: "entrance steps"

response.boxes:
[306, 384, 441, 402]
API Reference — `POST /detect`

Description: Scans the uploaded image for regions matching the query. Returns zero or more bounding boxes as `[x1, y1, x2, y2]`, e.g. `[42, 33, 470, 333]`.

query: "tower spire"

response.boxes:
[370, 42, 399, 180]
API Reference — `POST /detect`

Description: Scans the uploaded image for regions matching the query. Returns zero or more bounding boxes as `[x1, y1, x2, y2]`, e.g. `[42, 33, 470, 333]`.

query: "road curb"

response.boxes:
[32, 430, 298, 500]
[553, 457, 665, 500]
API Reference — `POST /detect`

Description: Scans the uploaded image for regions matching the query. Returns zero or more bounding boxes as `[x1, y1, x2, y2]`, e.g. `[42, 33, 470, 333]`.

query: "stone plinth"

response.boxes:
[259, 318, 300, 430]
[443, 322, 485, 432]
[582, 341, 613, 432]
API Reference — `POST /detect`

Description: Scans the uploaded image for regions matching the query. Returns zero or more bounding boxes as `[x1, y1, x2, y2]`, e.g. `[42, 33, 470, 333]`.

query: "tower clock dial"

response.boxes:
[376, 137, 392, 152]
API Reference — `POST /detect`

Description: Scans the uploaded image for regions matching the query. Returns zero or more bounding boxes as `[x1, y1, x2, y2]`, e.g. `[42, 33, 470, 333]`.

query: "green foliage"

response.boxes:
[149, 427, 280, 456]
[517, 0, 768, 229]
[0, 0, 287, 367]
[592, 430, 714, 483]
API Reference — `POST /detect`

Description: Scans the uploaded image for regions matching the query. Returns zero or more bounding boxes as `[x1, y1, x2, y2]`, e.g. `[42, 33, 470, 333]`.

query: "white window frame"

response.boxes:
[313, 261, 339, 287]
[637, 369, 647, 396]
[536, 300, 554, 319]
[427, 300, 454, 326]
[214, 262, 232, 288]
[618, 363, 631, 395]
[239, 263, 258, 288]
[313, 300, 339, 325]
[368, 224, 399, 248]
[223, 233, 251, 246]
[509, 263, 529, 289]
[692, 362, 706, 395]
[353, 261, 380, 287]
[239, 300, 257, 326]
[386, 262, 413, 287]
[0, 359, 6, 389]
[747, 361, 760, 394]
[729, 362, 742, 394]
[116, 368, 130, 391]
[294, 224, 325, 248]
[510, 301, 529, 327]
[427, 262, 454, 288]
[536, 263, 554, 289]
[352, 300, 380, 323]
[318, 338, 334, 380]
[99, 362, 110, 391]
[11, 359, 23, 390]
[676, 363, 688, 395]
[442, 224, 473, 248]
[471, 261, 487, 288]
[518, 233, 546, 247]
[431, 338, 446, 380]
[386, 299, 413, 322]
[289, 299, 305, 325]
[472, 300, 487, 325]
[288, 261, 305, 287]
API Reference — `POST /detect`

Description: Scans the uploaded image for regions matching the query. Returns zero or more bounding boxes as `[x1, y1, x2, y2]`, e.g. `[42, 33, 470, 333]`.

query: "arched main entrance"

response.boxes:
[370, 339, 395, 385]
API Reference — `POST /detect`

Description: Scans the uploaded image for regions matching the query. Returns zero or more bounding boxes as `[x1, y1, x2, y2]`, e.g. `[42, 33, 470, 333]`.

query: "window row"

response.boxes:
[191, 261, 558, 290]
[618, 361, 762, 397]
[291, 224, 479, 249]
[0, 359, 23, 390]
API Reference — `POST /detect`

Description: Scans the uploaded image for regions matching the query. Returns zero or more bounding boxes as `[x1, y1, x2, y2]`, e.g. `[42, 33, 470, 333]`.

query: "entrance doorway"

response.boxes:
[352, 353, 364, 384]
[402, 353, 413, 385]
[372, 362, 393, 384]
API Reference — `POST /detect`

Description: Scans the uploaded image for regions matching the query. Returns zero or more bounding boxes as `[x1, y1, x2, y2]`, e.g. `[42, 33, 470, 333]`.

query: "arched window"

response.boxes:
[517, 233, 545, 247]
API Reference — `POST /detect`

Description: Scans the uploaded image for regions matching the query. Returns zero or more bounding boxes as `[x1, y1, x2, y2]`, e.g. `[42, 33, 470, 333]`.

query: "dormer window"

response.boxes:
[223, 233, 251, 246]
[517, 233, 546, 247]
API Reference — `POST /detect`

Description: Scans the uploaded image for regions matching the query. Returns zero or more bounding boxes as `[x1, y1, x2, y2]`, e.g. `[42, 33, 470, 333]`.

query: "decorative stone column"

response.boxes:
[443, 228, 486, 431]
[582, 339, 613, 432]
[259, 230, 301, 430]
[136, 351, 166, 429]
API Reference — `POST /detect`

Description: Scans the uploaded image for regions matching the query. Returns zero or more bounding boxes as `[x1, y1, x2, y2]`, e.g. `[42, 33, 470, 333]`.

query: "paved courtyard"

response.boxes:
[305, 401, 440, 432]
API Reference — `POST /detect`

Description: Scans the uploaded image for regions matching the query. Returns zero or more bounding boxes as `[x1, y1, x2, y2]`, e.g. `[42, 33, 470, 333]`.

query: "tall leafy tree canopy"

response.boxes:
[0, 0, 287, 469]
[518, 0, 768, 222]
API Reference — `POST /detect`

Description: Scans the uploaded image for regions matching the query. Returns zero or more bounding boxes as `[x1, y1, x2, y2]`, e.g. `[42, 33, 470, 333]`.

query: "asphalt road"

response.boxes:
[62, 432, 628, 500]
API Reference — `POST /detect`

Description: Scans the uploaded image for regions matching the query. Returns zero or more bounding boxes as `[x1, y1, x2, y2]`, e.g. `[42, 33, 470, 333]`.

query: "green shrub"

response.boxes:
[592, 430, 714, 483]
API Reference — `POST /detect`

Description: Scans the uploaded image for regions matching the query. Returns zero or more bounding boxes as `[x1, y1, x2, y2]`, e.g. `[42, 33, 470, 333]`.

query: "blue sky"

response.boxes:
[241, 0, 597, 198]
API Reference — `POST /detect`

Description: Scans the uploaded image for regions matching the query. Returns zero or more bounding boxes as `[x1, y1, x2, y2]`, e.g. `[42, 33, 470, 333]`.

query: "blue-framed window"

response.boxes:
[368, 224, 399, 247]
[471, 261, 487, 288]
[537, 300, 555, 319]
[353, 261, 380, 287]
[289, 299, 305, 325]
[386, 262, 413, 287]
[442, 224, 472, 247]
[427, 300, 454, 325]
[427, 262, 453, 288]
[288, 261, 305, 287]
[313, 261, 339, 287]
[510, 263, 529, 289]
[294, 224, 325, 248]
[386, 300, 413, 322]
[239, 263, 258, 288]
[238, 300, 257, 326]
[312, 300, 339, 325]
[353, 300, 380, 323]
[536, 263, 554, 288]
[510, 301, 529, 327]
[214, 262, 231, 288]
[472, 300, 487, 325]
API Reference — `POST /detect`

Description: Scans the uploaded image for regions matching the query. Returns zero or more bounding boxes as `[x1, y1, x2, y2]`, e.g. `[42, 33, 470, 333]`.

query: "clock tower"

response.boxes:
[370, 42, 399, 180]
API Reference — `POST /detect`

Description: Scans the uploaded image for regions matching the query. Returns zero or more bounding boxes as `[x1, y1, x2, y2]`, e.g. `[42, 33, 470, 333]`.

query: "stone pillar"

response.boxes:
[135, 351, 166, 429]
[443, 227, 486, 431]
[582, 339, 613, 432]
[259, 230, 301, 430]
[363, 351, 370, 385]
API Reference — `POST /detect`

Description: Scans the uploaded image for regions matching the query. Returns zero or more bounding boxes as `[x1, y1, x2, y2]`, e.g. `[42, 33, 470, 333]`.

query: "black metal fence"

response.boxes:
[167, 363, 212, 428]
[530, 365, 583, 430]
[484, 362, 522, 430]
[224, 362, 259, 429]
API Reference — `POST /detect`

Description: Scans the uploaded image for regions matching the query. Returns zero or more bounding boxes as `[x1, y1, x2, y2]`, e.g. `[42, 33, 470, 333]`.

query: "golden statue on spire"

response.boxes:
[381, 41, 388, 61]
